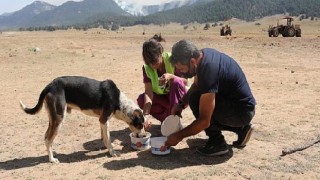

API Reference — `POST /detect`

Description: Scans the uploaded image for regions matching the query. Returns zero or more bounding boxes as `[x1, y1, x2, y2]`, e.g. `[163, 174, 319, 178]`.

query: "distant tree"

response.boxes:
[27, 27, 35, 31]
[102, 24, 109, 30]
[111, 24, 120, 31]
[203, 23, 210, 30]
[47, 26, 56, 31]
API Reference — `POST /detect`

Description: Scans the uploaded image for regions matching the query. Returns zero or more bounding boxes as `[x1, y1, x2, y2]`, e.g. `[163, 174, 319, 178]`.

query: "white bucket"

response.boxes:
[161, 115, 183, 136]
[150, 136, 170, 155]
[130, 132, 151, 151]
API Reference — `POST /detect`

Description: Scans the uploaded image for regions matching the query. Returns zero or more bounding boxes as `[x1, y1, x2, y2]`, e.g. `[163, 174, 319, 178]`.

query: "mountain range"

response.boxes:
[0, 0, 202, 30]
[0, 0, 129, 29]
[0, 0, 319, 30]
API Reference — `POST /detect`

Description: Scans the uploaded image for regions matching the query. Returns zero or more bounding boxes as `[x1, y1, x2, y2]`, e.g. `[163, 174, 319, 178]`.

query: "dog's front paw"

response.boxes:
[109, 150, 120, 157]
[49, 157, 60, 163]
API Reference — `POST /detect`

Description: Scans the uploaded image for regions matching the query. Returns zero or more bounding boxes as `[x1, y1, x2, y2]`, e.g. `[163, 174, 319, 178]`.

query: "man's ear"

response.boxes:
[190, 58, 197, 65]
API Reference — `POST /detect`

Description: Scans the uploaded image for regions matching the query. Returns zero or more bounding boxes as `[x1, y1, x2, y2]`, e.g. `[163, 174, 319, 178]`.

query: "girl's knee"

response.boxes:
[171, 77, 187, 93]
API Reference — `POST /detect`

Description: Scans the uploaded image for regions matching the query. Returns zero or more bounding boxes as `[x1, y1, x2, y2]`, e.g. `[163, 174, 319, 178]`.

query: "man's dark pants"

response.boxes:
[189, 90, 255, 145]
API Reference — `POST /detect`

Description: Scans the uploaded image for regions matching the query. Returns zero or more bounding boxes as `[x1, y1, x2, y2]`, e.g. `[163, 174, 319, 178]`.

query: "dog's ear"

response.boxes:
[131, 109, 144, 129]
[132, 109, 144, 121]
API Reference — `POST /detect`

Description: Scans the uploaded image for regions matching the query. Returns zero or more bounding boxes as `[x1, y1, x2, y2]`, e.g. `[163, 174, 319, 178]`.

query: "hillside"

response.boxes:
[0, 0, 128, 29]
[31, 0, 128, 27]
[113, 0, 320, 25]
[0, 1, 56, 29]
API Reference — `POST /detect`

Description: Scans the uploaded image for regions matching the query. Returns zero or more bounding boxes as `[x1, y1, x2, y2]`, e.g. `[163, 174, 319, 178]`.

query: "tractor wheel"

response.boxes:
[273, 29, 279, 37]
[286, 27, 295, 37]
[268, 31, 272, 37]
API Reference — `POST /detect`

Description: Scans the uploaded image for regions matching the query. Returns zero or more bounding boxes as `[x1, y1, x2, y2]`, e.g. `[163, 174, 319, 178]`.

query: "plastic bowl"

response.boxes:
[130, 132, 151, 151]
[150, 136, 170, 155]
[161, 115, 183, 136]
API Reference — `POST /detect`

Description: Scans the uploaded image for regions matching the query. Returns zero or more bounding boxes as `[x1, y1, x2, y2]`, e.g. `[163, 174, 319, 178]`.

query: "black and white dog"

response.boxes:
[20, 76, 145, 163]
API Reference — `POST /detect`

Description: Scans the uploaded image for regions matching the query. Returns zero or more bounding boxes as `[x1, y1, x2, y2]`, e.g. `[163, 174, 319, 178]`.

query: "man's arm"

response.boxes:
[165, 92, 215, 146]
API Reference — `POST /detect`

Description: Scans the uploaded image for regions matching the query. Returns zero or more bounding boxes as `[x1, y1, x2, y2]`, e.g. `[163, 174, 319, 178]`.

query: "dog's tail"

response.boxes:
[19, 84, 51, 115]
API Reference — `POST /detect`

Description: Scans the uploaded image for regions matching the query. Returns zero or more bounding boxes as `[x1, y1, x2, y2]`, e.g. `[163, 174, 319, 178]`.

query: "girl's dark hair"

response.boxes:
[142, 34, 166, 65]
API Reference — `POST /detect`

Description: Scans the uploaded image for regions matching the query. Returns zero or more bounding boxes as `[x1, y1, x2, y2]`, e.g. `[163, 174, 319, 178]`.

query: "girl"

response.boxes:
[137, 34, 188, 125]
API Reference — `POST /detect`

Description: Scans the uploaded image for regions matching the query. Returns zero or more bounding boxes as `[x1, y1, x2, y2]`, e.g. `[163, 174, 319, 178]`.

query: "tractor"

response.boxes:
[268, 16, 301, 37]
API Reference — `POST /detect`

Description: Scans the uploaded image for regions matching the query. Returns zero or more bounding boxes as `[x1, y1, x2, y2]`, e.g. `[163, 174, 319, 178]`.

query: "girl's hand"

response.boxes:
[143, 115, 153, 131]
[160, 73, 174, 83]
[158, 77, 167, 87]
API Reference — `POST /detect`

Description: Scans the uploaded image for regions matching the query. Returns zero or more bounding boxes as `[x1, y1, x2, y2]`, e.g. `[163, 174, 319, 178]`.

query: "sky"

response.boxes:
[0, 0, 174, 15]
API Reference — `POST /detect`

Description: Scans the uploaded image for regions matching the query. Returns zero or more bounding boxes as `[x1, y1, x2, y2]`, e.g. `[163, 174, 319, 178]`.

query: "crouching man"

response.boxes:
[165, 40, 256, 156]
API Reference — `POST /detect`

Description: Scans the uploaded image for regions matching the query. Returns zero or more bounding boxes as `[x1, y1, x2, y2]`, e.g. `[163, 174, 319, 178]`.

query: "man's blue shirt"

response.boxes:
[197, 48, 256, 107]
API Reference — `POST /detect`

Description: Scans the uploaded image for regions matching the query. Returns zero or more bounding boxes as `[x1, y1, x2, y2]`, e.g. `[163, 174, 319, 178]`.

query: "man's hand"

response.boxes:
[171, 101, 184, 117]
[165, 132, 182, 146]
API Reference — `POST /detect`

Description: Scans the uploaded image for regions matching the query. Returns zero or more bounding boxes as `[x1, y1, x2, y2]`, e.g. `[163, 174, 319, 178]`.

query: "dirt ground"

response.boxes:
[1, 15, 319, 179]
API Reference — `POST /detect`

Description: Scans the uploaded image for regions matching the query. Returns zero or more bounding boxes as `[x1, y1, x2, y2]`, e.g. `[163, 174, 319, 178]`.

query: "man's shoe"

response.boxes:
[233, 124, 254, 148]
[196, 142, 229, 156]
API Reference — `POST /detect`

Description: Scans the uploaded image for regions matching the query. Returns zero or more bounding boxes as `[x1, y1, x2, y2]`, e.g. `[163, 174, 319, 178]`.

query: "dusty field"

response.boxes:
[1, 16, 320, 179]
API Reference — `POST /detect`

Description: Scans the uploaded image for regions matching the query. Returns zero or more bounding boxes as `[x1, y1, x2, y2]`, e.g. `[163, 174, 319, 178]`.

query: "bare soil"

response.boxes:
[1, 16, 319, 179]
